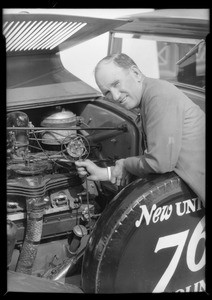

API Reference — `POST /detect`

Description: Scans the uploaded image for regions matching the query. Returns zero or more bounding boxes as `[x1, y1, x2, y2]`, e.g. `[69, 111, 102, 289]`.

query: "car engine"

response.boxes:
[6, 103, 136, 283]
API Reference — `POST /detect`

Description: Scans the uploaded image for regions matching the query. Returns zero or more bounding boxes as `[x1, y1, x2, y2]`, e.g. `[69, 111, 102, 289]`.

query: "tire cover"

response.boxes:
[82, 172, 205, 293]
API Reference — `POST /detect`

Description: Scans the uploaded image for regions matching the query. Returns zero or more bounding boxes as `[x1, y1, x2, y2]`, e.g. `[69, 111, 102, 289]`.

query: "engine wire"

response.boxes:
[85, 174, 91, 230]
[25, 129, 93, 231]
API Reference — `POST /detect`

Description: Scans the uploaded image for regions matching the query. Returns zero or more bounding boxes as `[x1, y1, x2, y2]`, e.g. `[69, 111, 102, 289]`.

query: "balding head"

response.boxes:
[94, 53, 144, 110]
[95, 53, 140, 79]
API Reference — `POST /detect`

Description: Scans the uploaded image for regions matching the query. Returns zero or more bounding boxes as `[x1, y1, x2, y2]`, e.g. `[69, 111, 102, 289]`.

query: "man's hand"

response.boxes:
[75, 158, 130, 187]
[111, 158, 130, 186]
[75, 159, 108, 181]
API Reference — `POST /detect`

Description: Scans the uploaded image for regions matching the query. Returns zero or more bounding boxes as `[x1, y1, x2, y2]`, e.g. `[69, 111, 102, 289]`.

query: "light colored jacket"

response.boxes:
[124, 77, 205, 205]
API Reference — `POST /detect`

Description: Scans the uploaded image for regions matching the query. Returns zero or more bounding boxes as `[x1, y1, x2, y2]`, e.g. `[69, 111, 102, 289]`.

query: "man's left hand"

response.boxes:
[111, 159, 130, 186]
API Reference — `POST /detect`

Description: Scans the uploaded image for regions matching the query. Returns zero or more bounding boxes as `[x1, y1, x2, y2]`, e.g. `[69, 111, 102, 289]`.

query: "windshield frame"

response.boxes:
[108, 31, 206, 91]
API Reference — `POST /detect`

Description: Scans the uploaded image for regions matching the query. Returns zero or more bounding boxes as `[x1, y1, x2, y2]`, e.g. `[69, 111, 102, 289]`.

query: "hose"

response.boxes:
[15, 198, 45, 274]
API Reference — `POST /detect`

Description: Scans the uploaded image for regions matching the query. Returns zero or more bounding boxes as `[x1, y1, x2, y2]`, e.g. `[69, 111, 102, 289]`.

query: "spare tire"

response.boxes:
[81, 172, 205, 293]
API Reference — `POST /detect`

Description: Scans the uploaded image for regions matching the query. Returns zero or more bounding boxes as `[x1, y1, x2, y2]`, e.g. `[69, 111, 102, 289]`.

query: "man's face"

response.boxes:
[95, 61, 143, 110]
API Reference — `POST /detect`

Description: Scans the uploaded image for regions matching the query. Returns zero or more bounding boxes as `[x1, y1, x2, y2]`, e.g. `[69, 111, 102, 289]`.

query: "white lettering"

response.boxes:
[153, 230, 189, 292]
[175, 201, 186, 216]
[194, 279, 205, 292]
[160, 205, 173, 221]
[154, 217, 205, 292]
[152, 207, 162, 223]
[135, 203, 173, 227]
[135, 204, 157, 227]
[135, 198, 203, 228]
[175, 279, 205, 292]
[176, 198, 203, 217]
[187, 216, 205, 272]
[185, 199, 197, 214]
[185, 285, 192, 292]
[196, 198, 203, 211]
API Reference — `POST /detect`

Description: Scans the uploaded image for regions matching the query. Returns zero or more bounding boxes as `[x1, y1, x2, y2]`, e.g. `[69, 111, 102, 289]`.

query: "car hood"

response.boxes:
[3, 10, 127, 110]
[3, 10, 127, 55]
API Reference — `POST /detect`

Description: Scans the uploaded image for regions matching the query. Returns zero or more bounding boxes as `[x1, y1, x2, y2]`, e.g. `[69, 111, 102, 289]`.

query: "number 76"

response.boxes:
[153, 216, 205, 293]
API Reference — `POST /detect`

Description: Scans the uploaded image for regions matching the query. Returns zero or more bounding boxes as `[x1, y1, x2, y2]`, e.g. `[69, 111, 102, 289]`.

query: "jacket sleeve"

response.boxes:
[124, 87, 185, 176]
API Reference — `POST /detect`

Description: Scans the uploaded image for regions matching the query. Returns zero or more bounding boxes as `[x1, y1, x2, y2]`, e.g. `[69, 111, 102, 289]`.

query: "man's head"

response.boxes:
[94, 53, 144, 110]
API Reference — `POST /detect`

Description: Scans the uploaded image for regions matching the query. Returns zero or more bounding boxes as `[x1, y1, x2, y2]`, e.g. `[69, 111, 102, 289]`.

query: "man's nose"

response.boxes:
[111, 88, 121, 101]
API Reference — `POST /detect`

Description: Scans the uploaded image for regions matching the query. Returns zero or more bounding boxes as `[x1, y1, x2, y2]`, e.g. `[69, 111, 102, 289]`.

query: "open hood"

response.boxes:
[3, 10, 128, 110]
[3, 10, 127, 55]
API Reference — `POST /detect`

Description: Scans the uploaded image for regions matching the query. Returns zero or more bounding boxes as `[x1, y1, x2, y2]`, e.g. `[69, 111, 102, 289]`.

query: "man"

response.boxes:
[75, 53, 205, 205]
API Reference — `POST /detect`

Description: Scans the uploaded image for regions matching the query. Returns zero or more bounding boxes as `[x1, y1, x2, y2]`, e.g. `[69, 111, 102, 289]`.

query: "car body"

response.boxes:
[4, 9, 208, 293]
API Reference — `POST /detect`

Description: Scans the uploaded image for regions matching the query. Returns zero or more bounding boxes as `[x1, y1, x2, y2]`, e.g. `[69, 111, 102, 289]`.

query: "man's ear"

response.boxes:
[130, 65, 142, 81]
